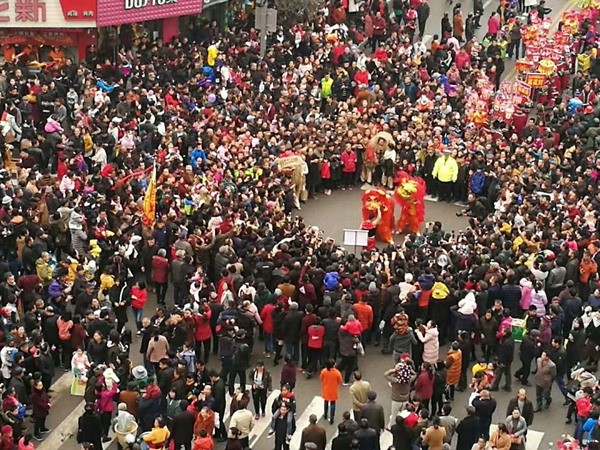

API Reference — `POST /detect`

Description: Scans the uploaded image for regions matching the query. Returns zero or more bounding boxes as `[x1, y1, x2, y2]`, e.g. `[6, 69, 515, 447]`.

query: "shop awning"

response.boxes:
[0, 29, 81, 46]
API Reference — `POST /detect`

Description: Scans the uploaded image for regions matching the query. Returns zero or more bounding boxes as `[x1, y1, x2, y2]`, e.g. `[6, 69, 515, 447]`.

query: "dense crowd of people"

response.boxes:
[0, 0, 599, 448]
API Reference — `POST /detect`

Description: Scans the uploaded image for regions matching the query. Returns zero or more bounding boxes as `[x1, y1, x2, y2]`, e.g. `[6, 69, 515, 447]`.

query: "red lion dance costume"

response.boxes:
[361, 189, 395, 250]
[394, 171, 426, 234]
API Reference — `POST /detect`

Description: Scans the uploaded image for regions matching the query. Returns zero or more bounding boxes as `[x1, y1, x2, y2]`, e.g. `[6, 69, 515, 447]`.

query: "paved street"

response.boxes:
[38, 188, 577, 450]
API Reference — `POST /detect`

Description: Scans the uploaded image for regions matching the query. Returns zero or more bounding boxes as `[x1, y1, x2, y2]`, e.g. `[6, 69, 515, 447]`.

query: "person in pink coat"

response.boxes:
[415, 321, 440, 365]
[487, 12, 501, 36]
[340, 144, 357, 190]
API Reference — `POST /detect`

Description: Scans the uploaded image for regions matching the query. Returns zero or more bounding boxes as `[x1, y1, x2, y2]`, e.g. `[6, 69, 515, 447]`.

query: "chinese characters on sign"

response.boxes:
[125, 0, 177, 10]
[524, 73, 546, 88]
[515, 81, 532, 98]
[15, 0, 46, 21]
[0, 0, 46, 22]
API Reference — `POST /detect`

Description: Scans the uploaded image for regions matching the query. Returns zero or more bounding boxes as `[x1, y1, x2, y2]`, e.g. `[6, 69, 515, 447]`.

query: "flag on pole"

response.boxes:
[142, 165, 157, 227]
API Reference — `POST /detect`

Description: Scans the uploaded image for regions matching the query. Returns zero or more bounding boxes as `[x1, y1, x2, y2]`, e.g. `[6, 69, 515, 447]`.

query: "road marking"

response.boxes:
[36, 401, 85, 450]
[483, 0, 495, 9]
[490, 425, 545, 450]
[289, 396, 325, 450]
[248, 389, 281, 447]
[46, 370, 73, 405]
[381, 429, 393, 449]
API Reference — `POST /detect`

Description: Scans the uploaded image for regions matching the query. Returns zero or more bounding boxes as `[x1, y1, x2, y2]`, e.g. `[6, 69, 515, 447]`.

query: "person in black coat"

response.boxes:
[171, 400, 195, 449]
[272, 304, 286, 365]
[491, 328, 515, 391]
[390, 415, 413, 450]
[41, 306, 60, 367]
[282, 303, 303, 365]
[332, 423, 354, 450]
[77, 403, 103, 450]
[210, 370, 228, 441]
[456, 406, 481, 450]
[9, 368, 29, 406]
[506, 389, 535, 426]
[354, 418, 378, 450]
[472, 390, 496, 439]
[229, 334, 250, 396]
[273, 403, 296, 450]
[457, 331, 473, 391]
[515, 330, 540, 385]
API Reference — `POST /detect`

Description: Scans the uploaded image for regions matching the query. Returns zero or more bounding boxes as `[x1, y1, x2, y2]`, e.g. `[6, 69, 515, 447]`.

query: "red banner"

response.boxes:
[59, 0, 95, 20]
[515, 81, 532, 98]
[525, 73, 547, 88]
[0, 28, 77, 45]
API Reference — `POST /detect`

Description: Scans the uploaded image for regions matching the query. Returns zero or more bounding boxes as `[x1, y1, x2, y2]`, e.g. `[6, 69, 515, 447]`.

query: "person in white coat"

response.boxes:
[415, 321, 440, 365]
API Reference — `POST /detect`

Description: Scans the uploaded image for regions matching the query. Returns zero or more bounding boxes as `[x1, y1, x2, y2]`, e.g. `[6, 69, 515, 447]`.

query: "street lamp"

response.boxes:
[254, 0, 277, 58]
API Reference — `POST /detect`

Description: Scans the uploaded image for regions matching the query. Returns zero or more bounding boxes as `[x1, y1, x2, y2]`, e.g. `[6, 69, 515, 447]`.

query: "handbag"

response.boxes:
[357, 342, 365, 356]
[510, 435, 523, 445]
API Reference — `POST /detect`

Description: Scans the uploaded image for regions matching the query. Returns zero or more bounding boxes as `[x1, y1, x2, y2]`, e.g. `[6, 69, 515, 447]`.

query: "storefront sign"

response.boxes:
[59, 0, 95, 20]
[524, 73, 546, 88]
[97, 0, 202, 26]
[0, 28, 78, 45]
[0, 0, 95, 27]
[515, 81, 532, 98]
[203, 0, 228, 7]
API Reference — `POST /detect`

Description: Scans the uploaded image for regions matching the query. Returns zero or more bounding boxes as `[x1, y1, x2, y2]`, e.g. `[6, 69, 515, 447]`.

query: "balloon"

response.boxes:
[207, 94, 217, 103]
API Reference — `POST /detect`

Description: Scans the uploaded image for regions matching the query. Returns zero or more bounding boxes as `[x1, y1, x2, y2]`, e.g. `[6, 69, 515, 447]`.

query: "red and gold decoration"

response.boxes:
[361, 189, 395, 248]
[393, 171, 426, 234]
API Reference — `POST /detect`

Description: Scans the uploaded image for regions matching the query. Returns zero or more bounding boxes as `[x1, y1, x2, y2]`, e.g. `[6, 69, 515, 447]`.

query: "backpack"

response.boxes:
[324, 272, 340, 291]
[58, 318, 73, 341]
[16, 403, 26, 420]
[470, 170, 486, 195]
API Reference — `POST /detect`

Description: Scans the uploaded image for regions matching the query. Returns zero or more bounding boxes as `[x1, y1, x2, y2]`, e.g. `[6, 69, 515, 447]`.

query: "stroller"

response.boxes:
[565, 364, 597, 423]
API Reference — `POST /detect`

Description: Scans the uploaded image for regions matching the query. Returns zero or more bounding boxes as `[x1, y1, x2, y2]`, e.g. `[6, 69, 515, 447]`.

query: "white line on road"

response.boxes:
[490, 425, 545, 450]
[248, 389, 281, 447]
[36, 401, 85, 450]
[289, 396, 325, 450]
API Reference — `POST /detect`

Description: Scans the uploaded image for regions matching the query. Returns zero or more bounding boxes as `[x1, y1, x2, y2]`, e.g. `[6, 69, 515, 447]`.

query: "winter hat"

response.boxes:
[368, 282, 377, 293]
[132, 365, 148, 380]
[395, 363, 413, 384]
[405, 273, 414, 283]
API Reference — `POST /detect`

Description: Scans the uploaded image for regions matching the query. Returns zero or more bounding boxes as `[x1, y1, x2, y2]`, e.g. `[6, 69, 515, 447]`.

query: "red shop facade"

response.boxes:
[0, 0, 97, 61]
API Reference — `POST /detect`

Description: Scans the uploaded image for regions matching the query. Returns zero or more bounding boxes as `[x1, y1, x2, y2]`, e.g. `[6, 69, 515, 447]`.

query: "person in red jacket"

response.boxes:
[306, 319, 325, 378]
[300, 305, 318, 371]
[260, 298, 276, 358]
[353, 298, 374, 345]
[194, 303, 213, 363]
[31, 380, 51, 441]
[1, 425, 14, 450]
[131, 280, 148, 335]
[151, 249, 169, 305]
[414, 362, 435, 411]
[340, 144, 357, 190]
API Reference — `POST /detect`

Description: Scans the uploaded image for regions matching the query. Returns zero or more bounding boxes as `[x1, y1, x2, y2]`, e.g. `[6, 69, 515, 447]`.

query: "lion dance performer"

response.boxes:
[361, 188, 395, 250]
[394, 171, 426, 234]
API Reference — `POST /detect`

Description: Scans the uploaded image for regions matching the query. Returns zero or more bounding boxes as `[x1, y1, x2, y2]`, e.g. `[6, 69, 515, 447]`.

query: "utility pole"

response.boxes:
[255, 0, 277, 58]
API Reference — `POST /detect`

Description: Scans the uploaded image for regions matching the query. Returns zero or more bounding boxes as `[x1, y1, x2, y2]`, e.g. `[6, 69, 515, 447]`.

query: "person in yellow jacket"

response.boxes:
[143, 417, 171, 449]
[432, 150, 458, 202]
[321, 73, 334, 99]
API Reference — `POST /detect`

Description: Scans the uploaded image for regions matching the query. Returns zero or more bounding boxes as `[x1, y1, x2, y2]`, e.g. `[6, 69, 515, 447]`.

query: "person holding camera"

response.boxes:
[456, 194, 488, 227]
